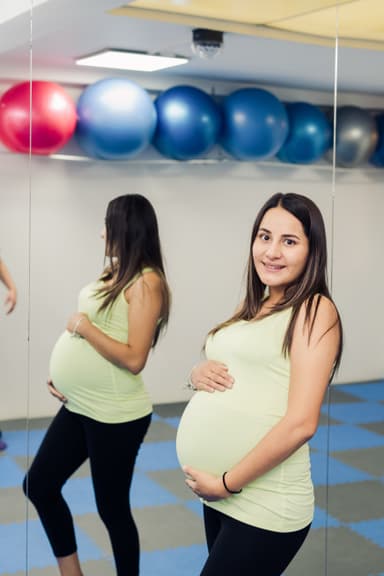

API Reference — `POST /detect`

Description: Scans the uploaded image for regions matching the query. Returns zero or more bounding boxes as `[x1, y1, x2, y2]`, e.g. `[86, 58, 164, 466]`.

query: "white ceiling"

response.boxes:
[0, 0, 383, 97]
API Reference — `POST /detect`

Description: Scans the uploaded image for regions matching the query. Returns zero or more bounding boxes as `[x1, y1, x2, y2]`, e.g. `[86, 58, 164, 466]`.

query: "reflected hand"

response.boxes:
[66, 312, 88, 336]
[5, 288, 17, 314]
[47, 380, 67, 404]
[190, 360, 234, 393]
[183, 465, 228, 502]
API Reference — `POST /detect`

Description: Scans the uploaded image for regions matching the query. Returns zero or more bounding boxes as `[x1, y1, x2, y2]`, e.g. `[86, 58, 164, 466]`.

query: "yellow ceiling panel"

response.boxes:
[273, 0, 384, 44]
[111, 0, 384, 49]
[122, 0, 344, 25]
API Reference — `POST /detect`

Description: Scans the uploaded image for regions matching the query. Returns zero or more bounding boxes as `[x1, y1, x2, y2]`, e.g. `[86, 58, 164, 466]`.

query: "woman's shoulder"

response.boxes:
[125, 268, 164, 294]
[304, 294, 338, 315]
[297, 294, 340, 335]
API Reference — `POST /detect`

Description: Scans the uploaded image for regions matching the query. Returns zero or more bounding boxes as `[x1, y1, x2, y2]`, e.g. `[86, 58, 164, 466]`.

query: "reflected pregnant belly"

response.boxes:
[49, 331, 112, 400]
[176, 391, 277, 475]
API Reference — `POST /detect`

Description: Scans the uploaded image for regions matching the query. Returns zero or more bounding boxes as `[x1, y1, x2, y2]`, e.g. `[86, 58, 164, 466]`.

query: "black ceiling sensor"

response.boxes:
[192, 28, 224, 59]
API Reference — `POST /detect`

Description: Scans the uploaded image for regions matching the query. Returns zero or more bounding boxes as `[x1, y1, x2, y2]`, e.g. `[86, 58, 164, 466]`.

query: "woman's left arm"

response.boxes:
[0, 259, 17, 314]
[185, 296, 341, 499]
[66, 272, 164, 374]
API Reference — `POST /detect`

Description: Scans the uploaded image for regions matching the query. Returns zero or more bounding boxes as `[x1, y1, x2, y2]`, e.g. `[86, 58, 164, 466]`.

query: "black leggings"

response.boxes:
[201, 505, 311, 576]
[23, 406, 151, 576]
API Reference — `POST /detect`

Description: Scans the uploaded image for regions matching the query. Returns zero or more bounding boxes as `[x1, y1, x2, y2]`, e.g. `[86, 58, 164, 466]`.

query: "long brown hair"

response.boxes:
[209, 193, 342, 373]
[97, 194, 170, 347]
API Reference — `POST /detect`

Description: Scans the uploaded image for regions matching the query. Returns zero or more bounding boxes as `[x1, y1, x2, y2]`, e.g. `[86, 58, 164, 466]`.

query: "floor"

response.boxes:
[0, 381, 384, 575]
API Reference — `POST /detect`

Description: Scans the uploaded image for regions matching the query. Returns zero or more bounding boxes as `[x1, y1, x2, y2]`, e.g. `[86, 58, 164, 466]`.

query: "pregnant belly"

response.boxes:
[49, 331, 112, 400]
[176, 392, 278, 476]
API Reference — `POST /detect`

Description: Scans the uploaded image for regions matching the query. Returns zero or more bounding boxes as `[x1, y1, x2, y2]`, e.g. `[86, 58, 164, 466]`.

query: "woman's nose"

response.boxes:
[265, 242, 281, 259]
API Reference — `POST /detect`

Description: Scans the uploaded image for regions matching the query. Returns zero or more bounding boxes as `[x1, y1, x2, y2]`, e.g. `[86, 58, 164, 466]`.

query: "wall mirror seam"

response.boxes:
[0, 1, 383, 575]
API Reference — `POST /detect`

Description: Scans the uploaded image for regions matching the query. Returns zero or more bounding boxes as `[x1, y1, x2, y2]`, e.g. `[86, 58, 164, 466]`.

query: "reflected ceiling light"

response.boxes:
[75, 50, 189, 72]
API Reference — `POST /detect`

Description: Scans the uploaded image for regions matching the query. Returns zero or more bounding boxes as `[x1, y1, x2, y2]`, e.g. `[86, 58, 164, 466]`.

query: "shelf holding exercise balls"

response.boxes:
[0, 81, 77, 155]
[76, 78, 157, 160]
[221, 88, 289, 161]
[153, 85, 223, 160]
[277, 102, 332, 164]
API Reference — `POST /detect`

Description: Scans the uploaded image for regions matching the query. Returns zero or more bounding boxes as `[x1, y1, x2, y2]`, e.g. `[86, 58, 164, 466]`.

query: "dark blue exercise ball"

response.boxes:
[277, 102, 332, 164]
[221, 88, 289, 160]
[370, 114, 384, 167]
[153, 85, 222, 160]
[332, 105, 378, 167]
[76, 78, 157, 160]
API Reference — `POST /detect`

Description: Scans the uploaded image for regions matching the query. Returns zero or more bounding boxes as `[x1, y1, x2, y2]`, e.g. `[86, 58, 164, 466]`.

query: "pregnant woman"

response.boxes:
[23, 194, 171, 576]
[177, 192, 342, 576]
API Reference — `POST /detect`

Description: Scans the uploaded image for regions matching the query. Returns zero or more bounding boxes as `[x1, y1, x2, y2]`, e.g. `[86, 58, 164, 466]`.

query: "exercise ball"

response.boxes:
[370, 114, 384, 167]
[76, 78, 157, 160]
[277, 102, 332, 164]
[221, 88, 289, 160]
[153, 85, 222, 160]
[0, 81, 77, 155]
[332, 105, 378, 167]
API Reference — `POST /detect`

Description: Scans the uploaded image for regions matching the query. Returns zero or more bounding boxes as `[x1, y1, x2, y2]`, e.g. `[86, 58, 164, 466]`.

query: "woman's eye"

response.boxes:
[259, 233, 270, 241]
[284, 238, 296, 246]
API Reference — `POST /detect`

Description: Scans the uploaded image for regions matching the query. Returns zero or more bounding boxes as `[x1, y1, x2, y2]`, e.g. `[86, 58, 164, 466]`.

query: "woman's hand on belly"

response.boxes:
[47, 380, 67, 404]
[190, 360, 234, 393]
[183, 465, 229, 502]
[66, 312, 88, 337]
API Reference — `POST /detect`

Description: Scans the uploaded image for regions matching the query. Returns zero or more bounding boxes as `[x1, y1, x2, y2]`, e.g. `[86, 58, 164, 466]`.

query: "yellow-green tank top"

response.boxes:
[49, 271, 153, 423]
[176, 308, 314, 532]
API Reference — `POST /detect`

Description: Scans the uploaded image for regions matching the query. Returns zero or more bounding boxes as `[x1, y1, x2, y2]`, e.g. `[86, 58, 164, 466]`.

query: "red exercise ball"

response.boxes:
[0, 81, 77, 155]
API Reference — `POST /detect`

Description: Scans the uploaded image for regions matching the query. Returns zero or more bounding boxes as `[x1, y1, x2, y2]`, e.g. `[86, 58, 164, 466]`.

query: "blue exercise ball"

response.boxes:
[277, 102, 332, 164]
[76, 78, 157, 160]
[221, 88, 289, 160]
[153, 85, 222, 160]
[332, 105, 378, 167]
[370, 114, 384, 167]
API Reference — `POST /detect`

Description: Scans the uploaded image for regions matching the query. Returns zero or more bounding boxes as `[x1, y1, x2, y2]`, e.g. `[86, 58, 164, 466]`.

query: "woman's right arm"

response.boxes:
[189, 360, 234, 392]
[67, 271, 164, 374]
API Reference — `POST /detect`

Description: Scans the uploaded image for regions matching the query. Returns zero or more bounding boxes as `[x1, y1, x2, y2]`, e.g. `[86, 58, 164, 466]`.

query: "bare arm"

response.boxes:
[185, 296, 341, 498]
[67, 271, 164, 374]
[0, 259, 17, 314]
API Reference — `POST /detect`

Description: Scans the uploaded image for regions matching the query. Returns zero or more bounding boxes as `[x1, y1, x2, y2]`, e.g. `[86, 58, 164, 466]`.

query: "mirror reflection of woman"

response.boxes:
[0, 257, 17, 451]
[23, 194, 171, 576]
[177, 193, 342, 576]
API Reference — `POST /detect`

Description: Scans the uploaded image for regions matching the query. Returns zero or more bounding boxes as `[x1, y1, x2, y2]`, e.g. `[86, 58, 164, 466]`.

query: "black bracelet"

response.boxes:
[222, 471, 242, 494]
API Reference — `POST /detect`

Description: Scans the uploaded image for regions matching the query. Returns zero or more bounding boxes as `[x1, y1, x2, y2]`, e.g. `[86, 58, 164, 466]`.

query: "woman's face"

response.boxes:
[252, 206, 309, 300]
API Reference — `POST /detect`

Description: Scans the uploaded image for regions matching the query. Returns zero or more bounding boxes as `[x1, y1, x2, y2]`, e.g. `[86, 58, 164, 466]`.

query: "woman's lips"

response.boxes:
[263, 262, 285, 271]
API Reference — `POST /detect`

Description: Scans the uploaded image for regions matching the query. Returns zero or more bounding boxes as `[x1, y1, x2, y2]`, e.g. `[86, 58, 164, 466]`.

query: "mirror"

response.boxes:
[0, 1, 342, 574]
[0, 2, 32, 574]
[326, 2, 384, 573]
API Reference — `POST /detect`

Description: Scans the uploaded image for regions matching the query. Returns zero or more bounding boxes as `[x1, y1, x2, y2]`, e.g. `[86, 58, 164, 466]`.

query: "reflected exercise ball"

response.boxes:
[221, 88, 289, 160]
[333, 105, 378, 167]
[76, 78, 157, 160]
[370, 114, 384, 167]
[0, 81, 77, 155]
[153, 85, 222, 160]
[277, 102, 332, 164]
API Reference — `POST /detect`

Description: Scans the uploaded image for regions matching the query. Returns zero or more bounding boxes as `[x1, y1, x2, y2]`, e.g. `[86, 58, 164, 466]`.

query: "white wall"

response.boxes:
[0, 148, 383, 420]
[332, 173, 384, 382]
[0, 155, 30, 422]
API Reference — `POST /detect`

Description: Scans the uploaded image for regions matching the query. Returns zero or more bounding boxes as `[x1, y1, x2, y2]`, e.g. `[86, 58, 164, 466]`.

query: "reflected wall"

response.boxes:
[0, 0, 31, 560]
[326, 10, 384, 573]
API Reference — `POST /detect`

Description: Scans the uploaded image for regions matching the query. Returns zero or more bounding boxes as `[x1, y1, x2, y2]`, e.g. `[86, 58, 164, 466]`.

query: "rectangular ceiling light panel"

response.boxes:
[76, 50, 188, 71]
